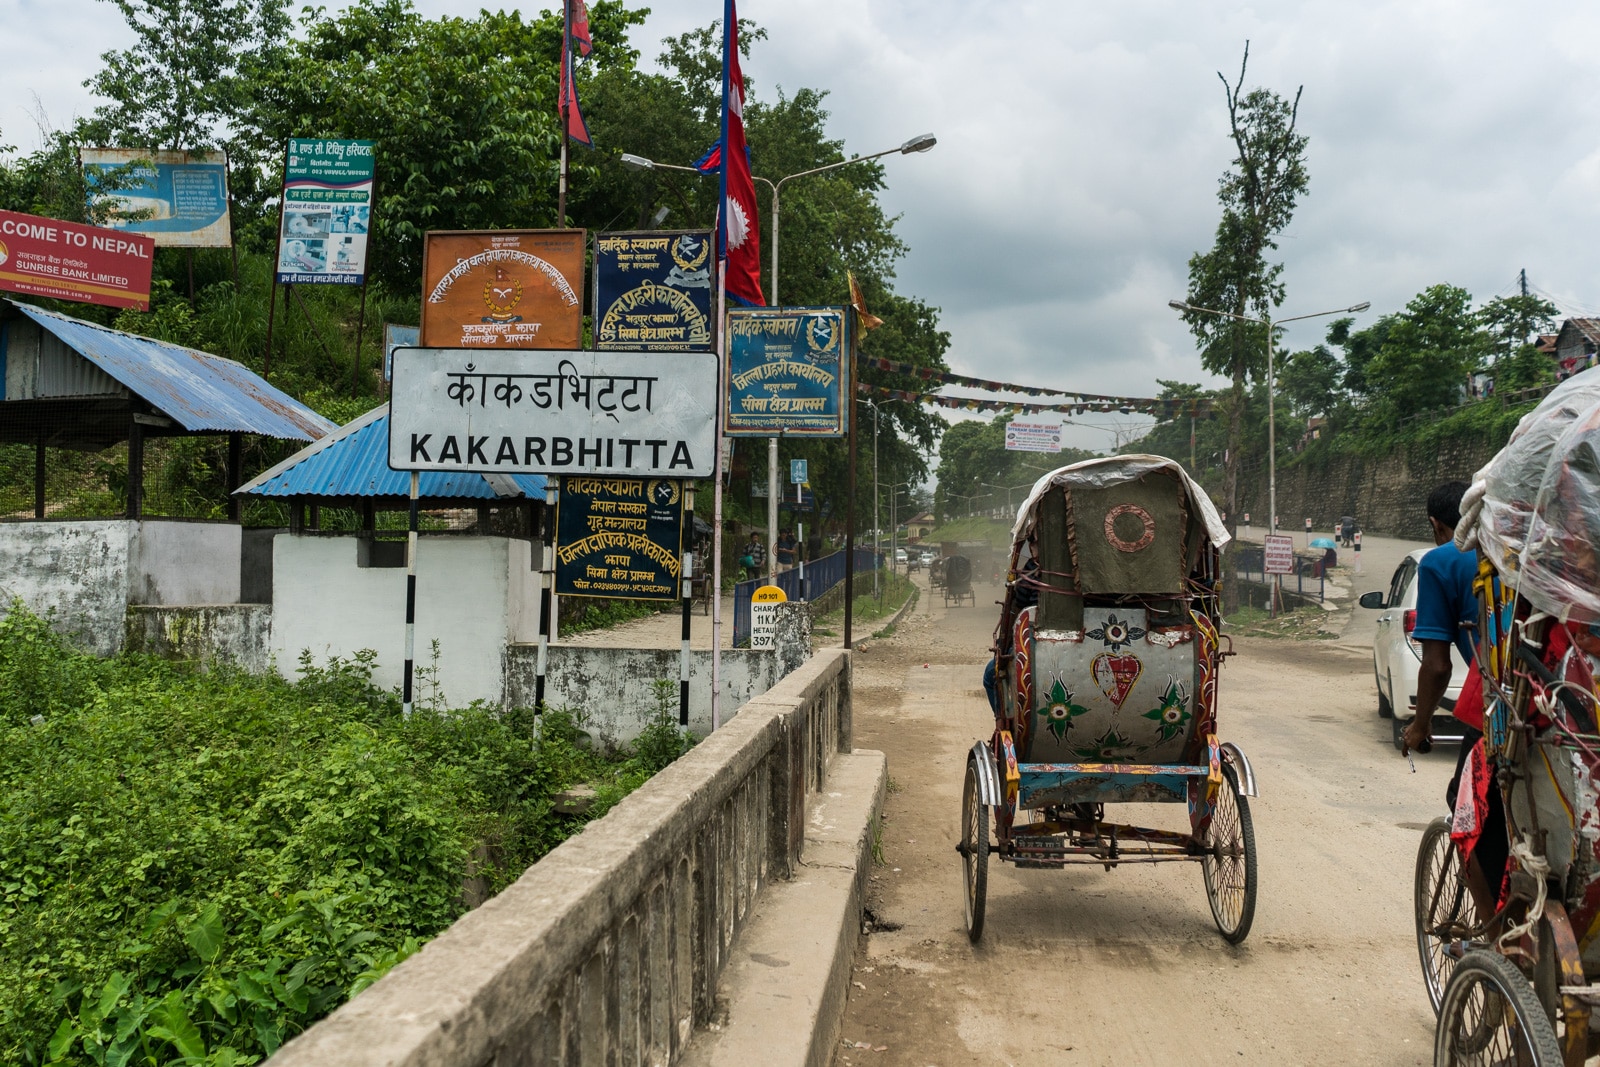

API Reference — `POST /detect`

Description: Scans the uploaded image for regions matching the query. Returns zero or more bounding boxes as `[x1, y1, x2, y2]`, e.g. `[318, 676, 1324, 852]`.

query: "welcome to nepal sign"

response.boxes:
[0, 209, 155, 310]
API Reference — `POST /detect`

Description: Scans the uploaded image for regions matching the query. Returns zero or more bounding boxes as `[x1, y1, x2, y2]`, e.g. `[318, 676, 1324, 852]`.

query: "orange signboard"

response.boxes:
[420, 229, 585, 349]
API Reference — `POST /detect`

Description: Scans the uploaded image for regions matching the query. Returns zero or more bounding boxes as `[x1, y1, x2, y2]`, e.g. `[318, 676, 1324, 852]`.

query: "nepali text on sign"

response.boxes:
[388, 348, 718, 477]
[594, 230, 714, 351]
[555, 476, 686, 601]
[0, 209, 155, 310]
[724, 306, 851, 437]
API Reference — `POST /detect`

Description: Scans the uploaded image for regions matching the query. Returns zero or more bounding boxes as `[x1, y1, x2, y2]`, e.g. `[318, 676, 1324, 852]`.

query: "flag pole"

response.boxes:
[712, 263, 727, 730]
[557, 0, 570, 224]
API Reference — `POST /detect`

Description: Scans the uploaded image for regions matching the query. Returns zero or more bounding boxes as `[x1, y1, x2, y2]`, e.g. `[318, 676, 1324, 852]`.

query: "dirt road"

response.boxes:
[835, 570, 1451, 1067]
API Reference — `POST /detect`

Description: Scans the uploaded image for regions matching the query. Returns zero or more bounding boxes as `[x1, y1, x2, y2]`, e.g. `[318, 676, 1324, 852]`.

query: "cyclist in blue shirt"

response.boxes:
[1402, 480, 1506, 924]
[1401, 481, 1478, 752]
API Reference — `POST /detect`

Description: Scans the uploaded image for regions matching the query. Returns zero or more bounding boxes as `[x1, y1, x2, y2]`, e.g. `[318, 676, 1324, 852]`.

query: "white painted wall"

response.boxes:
[272, 534, 540, 706]
[130, 521, 241, 606]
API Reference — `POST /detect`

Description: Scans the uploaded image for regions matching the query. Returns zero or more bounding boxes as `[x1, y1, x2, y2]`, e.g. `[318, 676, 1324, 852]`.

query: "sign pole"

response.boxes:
[403, 470, 420, 717]
[844, 388, 858, 649]
[536, 480, 556, 718]
[263, 144, 290, 379]
[352, 273, 370, 396]
[681, 482, 695, 727]
[712, 264, 727, 730]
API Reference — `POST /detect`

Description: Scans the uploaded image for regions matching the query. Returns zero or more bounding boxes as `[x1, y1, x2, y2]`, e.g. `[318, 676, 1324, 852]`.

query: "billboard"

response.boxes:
[81, 148, 232, 248]
[554, 476, 685, 601]
[275, 138, 374, 285]
[593, 230, 714, 350]
[0, 209, 154, 310]
[724, 306, 851, 437]
[388, 347, 718, 478]
[382, 323, 419, 382]
[1004, 418, 1064, 453]
[421, 229, 585, 350]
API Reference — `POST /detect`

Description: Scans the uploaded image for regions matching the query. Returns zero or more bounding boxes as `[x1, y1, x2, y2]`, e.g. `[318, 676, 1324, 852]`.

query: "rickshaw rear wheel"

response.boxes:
[961, 757, 989, 943]
[1435, 949, 1562, 1066]
[1415, 815, 1477, 1017]
[1202, 762, 1257, 944]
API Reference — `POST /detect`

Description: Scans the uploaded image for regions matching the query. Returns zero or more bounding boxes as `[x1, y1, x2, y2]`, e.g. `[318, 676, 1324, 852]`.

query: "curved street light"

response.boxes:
[1167, 298, 1371, 614]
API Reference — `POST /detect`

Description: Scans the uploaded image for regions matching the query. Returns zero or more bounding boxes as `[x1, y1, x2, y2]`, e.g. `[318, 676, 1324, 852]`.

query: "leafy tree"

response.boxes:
[84, 0, 291, 150]
[1176, 43, 1309, 591]
[1479, 293, 1558, 361]
[1364, 284, 1487, 423]
[1277, 343, 1343, 418]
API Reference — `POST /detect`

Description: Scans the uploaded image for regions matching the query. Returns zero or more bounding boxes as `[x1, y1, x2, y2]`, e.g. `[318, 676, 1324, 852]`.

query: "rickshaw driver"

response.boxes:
[1402, 481, 1507, 926]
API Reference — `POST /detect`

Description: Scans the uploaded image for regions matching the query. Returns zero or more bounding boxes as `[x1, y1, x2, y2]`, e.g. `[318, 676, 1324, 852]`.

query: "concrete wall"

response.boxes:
[0, 519, 244, 655]
[1235, 430, 1506, 541]
[272, 533, 537, 706]
[125, 604, 274, 673]
[130, 521, 241, 606]
[508, 646, 780, 748]
[0, 520, 134, 655]
[268, 648, 852, 1067]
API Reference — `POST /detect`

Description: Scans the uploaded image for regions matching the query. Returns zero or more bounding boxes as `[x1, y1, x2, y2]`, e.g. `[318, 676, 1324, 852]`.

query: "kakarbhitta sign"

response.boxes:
[555, 476, 685, 601]
[0, 209, 154, 310]
[387, 347, 718, 478]
[421, 229, 585, 349]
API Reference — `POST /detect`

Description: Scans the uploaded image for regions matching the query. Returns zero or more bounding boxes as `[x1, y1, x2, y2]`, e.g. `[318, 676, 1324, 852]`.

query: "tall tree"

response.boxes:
[1478, 293, 1558, 361]
[1365, 284, 1488, 423]
[85, 0, 290, 150]
[1177, 43, 1309, 606]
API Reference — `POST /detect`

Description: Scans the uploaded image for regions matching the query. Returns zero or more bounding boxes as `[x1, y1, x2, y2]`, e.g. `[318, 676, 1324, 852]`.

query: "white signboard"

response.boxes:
[388, 348, 718, 477]
[1004, 418, 1064, 453]
[1263, 533, 1295, 576]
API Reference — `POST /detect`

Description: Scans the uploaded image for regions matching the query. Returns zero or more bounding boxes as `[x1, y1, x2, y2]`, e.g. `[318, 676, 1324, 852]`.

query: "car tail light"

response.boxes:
[1403, 609, 1422, 658]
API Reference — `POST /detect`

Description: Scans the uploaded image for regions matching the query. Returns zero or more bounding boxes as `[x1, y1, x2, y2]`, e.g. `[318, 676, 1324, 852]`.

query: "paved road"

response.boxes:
[834, 569, 1453, 1067]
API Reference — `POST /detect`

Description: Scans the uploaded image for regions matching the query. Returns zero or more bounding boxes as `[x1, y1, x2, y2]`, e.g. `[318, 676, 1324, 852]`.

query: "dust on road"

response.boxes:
[835, 572, 1450, 1067]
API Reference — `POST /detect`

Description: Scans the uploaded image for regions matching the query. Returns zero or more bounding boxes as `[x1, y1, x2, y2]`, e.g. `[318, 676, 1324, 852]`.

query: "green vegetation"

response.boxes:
[918, 516, 1012, 550]
[1222, 602, 1336, 641]
[816, 572, 916, 634]
[933, 419, 1093, 522]
[0, 605, 689, 1065]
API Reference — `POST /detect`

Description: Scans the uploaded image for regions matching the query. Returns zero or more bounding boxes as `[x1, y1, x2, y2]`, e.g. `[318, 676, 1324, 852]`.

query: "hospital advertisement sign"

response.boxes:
[0, 209, 154, 310]
[275, 139, 374, 285]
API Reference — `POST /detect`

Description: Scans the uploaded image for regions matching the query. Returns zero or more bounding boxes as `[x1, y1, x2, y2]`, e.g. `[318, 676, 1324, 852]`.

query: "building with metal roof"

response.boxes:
[1, 298, 334, 517]
[236, 403, 546, 532]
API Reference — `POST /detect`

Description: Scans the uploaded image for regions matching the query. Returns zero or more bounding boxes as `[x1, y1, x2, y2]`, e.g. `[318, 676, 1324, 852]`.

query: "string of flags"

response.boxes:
[853, 366, 1215, 418]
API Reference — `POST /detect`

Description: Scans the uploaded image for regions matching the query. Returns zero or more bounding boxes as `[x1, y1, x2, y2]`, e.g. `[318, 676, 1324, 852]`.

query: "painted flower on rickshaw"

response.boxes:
[1038, 678, 1088, 741]
[1072, 728, 1139, 762]
[1086, 613, 1147, 652]
[1141, 677, 1191, 742]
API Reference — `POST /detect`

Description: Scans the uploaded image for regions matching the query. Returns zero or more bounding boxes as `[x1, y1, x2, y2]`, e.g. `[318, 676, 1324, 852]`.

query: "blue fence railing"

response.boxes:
[732, 546, 880, 647]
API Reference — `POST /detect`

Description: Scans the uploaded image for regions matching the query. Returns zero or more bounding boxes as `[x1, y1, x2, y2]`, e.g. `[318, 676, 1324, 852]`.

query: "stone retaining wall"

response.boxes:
[267, 648, 852, 1067]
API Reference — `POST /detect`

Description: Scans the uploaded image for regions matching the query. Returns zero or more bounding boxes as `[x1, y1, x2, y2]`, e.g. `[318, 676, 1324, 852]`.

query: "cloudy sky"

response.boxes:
[5, 0, 1599, 448]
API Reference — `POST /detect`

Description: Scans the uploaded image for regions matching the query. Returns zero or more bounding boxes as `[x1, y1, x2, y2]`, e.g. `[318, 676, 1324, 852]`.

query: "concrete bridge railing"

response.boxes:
[269, 647, 852, 1067]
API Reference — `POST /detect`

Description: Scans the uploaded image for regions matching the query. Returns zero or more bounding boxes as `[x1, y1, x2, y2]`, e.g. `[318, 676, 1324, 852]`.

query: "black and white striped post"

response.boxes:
[535, 480, 557, 718]
[402, 470, 420, 717]
[680, 482, 695, 726]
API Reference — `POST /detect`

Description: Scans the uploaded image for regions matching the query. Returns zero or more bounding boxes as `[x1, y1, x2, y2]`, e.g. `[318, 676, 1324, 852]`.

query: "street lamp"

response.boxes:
[863, 396, 906, 597]
[1168, 297, 1370, 614]
[623, 135, 938, 581]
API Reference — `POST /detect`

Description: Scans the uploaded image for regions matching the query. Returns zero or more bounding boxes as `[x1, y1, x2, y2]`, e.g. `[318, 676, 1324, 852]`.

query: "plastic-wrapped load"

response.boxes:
[1456, 369, 1600, 576]
[1518, 399, 1600, 624]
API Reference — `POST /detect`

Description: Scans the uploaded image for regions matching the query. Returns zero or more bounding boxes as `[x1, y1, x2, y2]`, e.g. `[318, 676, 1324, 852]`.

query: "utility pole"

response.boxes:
[1520, 268, 1528, 298]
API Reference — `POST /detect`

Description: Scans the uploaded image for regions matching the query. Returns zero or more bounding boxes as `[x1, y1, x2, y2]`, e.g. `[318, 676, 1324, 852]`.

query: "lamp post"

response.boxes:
[623, 134, 937, 583]
[1168, 297, 1370, 614]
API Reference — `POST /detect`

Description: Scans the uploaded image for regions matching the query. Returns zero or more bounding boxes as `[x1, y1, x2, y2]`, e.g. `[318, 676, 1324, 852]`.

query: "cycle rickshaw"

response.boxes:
[1412, 371, 1600, 1064]
[943, 554, 976, 608]
[958, 455, 1258, 944]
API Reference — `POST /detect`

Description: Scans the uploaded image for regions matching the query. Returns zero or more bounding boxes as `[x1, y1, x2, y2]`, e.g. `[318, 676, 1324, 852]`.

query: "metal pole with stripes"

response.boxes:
[402, 470, 420, 717]
[680, 482, 695, 726]
[535, 480, 557, 718]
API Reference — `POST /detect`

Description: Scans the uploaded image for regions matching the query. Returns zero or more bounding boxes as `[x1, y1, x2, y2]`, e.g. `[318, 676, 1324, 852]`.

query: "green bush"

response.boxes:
[0, 604, 682, 1065]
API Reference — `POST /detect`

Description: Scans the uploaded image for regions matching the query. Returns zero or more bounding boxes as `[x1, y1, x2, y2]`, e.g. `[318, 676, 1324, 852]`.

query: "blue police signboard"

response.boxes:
[593, 230, 714, 350]
[724, 306, 851, 437]
[554, 476, 685, 601]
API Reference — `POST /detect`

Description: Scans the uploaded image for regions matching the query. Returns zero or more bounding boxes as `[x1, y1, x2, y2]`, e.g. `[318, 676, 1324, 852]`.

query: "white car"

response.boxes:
[1359, 548, 1470, 749]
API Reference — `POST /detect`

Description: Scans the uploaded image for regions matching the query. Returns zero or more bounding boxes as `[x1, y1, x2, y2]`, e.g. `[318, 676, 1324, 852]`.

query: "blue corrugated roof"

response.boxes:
[9, 300, 335, 441]
[237, 404, 546, 500]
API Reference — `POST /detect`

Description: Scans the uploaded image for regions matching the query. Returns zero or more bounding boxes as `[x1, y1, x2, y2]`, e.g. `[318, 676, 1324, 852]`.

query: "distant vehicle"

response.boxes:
[1357, 547, 1468, 748]
[894, 548, 908, 564]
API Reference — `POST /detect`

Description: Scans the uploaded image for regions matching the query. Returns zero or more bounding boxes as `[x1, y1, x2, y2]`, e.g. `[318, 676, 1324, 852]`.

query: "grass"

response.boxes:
[1223, 603, 1338, 641]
